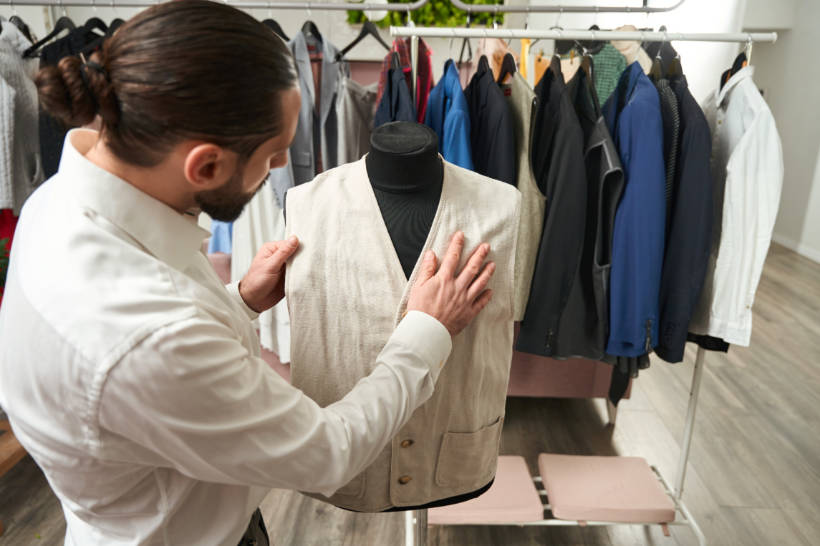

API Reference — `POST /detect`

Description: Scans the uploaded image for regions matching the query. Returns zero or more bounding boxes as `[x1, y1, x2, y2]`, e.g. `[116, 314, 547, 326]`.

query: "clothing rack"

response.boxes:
[7, 0, 428, 11]
[391, 26, 776, 546]
[449, 0, 686, 15]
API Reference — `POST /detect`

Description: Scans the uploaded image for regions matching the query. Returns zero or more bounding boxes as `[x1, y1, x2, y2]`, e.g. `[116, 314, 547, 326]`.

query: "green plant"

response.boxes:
[347, 0, 504, 29]
[0, 238, 8, 290]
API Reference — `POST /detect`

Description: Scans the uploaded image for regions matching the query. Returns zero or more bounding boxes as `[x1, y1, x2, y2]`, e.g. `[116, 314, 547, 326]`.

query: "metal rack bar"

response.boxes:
[675, 345, 707, 499]
[7, 0, 428, 10]
[449, 0, 685, 15]
[390, 26, 778, 43]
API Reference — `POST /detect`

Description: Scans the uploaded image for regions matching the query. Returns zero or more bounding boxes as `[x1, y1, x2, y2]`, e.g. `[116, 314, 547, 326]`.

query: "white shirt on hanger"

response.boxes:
[0, 129, 452, 546]
[690, 66, 783, 346]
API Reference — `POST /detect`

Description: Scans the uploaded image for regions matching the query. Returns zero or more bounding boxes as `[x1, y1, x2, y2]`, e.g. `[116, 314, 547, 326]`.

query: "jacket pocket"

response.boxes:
[334, 471, 366, 498]
[435, 417, 503, 488]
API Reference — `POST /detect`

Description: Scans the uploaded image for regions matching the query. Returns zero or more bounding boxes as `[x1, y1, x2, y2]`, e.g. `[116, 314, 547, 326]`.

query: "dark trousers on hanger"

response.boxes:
[237, 508, 270, 546]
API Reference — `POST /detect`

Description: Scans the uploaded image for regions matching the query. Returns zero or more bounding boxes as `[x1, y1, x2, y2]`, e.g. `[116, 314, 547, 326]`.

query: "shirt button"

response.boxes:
[400, 439, 414, 448]
[398, 475, 412, 485]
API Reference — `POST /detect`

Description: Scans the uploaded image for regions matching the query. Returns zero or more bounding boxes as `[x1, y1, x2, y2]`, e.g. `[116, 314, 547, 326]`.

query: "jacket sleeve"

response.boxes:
[0, 77, 16, 210]
[606, 97, 667, 357]
[705, 111, 783, 346]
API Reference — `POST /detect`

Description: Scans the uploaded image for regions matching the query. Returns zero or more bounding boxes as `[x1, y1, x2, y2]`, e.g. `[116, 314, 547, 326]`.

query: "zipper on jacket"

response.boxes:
[644, 320, 653, 353]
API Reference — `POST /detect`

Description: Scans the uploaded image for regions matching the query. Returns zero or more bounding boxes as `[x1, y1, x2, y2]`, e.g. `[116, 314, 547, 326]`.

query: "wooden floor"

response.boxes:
[1, 242, 819, 545]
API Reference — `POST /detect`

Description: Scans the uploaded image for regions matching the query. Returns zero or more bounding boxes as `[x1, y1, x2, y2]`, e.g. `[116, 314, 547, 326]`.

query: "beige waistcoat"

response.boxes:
[285, 157, 520, 512]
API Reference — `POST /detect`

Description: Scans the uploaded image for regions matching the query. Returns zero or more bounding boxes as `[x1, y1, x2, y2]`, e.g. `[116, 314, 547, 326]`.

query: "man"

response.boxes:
[0, 2, 496, 544]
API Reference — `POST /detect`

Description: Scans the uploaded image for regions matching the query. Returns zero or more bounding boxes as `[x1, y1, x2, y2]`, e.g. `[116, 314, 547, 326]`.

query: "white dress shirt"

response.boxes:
[0, 129, 452, 546]
[689, 66, 783, 346]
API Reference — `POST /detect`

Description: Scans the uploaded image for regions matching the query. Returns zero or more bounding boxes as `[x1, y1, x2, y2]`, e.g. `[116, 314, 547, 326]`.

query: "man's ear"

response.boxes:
[183, 144, 237, 190]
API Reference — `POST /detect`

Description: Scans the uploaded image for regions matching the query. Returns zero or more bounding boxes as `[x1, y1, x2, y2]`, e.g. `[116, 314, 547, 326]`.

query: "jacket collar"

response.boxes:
[716, 65, 754, 106]
[603, 62, 643, 135]
[60, 129, 210, 272]
[291, 31, 342, 127]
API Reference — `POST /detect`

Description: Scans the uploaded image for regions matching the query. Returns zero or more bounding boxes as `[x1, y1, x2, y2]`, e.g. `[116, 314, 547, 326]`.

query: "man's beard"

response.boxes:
[194, 166, 267, 222]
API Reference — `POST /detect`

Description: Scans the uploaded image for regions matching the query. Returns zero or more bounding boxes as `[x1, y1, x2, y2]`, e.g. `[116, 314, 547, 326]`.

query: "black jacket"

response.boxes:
[463, 56, 516, 185]
[655, 75, 713, 363]
[374, 66, 416, 128]
[517, 66, 624, 360]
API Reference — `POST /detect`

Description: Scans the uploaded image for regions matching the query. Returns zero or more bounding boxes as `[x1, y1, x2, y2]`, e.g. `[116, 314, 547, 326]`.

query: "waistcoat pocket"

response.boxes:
[435, 417, 504, 488]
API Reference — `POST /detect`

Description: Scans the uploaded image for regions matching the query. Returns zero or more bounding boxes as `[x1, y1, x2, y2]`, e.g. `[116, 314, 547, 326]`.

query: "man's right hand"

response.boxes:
[406, 231, 496, 336]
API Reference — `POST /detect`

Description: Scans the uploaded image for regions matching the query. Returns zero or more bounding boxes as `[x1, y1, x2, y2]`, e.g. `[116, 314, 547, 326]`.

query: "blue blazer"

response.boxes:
[602, 63, 666, 357]
[424, 60, 474, 170]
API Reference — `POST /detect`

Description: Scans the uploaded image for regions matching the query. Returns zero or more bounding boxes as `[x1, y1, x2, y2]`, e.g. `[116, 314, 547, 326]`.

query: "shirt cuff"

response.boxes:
[226, 281, 260, 321]
[390, 311, 452, 383]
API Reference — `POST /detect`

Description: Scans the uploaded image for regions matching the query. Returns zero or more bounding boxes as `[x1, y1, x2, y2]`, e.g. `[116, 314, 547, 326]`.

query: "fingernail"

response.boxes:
[426, 250, 434, 260]
[489, 262, 496, 272]
[481, 243, 490, 253]
[287, 235, 298, 246]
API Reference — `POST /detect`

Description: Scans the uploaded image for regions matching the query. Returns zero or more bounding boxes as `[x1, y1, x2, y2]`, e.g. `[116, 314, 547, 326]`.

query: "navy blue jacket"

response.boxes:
[374, 66, 416, 128]
[602, 62, 666, 357]
[655, 75, 713, 363]
[424, 60, 474, 170]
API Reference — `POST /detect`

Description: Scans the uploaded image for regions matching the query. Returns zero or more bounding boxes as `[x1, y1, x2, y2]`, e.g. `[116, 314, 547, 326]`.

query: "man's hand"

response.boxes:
[238, 236, 300, 313]
[406, 231, 496, 336]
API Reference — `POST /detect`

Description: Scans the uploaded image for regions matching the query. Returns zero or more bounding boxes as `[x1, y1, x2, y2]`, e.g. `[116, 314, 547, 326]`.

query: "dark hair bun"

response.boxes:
[35, 55, 118, 128]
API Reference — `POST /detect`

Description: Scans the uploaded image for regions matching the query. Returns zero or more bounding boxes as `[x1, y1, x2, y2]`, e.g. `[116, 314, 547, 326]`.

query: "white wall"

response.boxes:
[751, 0, 820, 263]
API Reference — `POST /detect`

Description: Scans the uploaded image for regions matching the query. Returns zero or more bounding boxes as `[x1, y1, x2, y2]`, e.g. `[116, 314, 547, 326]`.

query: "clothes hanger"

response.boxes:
[9, 15, 35, 43]
[649, 33, 666, 82]
[456, 14, 473, 70]
[496, 52, 517, 84]
[720, 50, 746, 90]
[107, 18, 125, 37]
[477, 54, 491, 74]
[83, 16, 108, 34]
[262, 19, 289, 41]
[335, 20, 389, 62]
[23, 16, 76, 58]
[666, 52, 683, 78]
[301, 20, 322, 44]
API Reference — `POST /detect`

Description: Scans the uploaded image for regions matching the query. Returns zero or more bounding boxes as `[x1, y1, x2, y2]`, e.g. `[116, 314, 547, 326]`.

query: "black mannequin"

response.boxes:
[365, 122, 443, 279]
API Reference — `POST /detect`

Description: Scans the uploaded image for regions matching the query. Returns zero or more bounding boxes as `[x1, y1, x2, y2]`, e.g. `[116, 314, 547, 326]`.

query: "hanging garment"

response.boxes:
[592, 44, 627, 106]
[500, 72, 543, 321]
[655, 75, 713, 363]
[337, 77, 378, 163]
[424, 60, 473, 170]
[231, 179, 291, 363]
[643, 36, 679, 75]
[0, 209, 17, 306]
[376, 38, 433, 124]
[520, 39, 531, 80]
[207, 220, 233, 254]
[0, 22, 43, 214]
[602, 62, 666, 357]
[560, 55, 582, 83]
[611, 25, 653, 75]
[462, 38, 518, 84]
[688, 66, 783, 347]
[38, 25, 105, 178]
[655, 78, 681, 225]
[374, 63, 416, 127]
[285, 158, 520, 512]
[289, 31, 347, 187]
[517, 66, 624, 359]
[464, 56, 516, 185]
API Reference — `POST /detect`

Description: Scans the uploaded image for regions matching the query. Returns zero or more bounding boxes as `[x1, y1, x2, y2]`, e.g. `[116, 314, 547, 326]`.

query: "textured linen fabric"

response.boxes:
[0, 129, 453, 545]
[286, 157, 520, 512]
[337, 77, 378, 163]
[689, 66, 783, 347]
[500, 72, 543, 320]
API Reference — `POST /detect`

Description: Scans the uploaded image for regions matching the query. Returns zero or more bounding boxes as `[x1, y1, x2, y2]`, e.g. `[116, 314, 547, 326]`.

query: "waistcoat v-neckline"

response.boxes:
[353, 157, 450, 327]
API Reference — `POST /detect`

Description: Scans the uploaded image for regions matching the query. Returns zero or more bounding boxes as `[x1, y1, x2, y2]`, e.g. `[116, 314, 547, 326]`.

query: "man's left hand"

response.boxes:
[238, 236, 300, 313]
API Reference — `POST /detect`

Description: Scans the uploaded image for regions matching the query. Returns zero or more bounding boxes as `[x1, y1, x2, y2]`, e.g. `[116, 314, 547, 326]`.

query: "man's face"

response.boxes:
[194, 86, 301, 222]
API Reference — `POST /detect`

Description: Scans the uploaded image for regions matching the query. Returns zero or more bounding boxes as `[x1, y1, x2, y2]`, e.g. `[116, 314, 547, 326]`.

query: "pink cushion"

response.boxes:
[428, 456, 543, 525]
[538, 454, 675, 523]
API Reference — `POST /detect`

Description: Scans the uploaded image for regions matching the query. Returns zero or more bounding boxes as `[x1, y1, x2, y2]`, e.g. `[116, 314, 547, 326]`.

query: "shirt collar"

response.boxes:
[60, 129, 211, 272]
[716, 65, 755, 106]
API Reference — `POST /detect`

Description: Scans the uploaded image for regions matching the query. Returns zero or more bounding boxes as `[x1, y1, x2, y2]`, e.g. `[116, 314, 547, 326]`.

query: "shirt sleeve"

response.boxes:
[98, 310, 451, 497]
[225, 281, 260, 321]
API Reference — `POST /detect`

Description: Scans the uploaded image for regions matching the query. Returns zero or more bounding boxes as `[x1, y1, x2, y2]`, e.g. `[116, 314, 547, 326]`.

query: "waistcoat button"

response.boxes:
[398, 475, 412, 485]
[400, 439, 414, 448]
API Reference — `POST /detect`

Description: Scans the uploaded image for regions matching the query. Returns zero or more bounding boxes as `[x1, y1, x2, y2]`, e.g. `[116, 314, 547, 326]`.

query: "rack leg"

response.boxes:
[405, 509, 428, 546]
[410, 35, 419, 105]
[675, 346, 707, 500]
